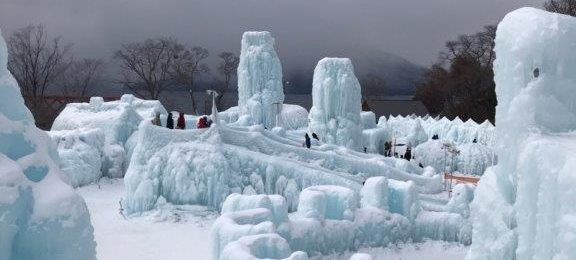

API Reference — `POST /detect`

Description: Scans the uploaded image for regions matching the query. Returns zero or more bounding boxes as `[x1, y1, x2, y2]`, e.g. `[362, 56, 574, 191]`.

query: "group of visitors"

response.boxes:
[383, 141, 412, 161]
[303, 133, 320, 149]
[151, 112, 212, 130]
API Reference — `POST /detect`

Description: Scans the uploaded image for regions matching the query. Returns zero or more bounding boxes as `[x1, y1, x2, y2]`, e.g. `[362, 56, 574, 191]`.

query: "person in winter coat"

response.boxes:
[166, 113, 174, 129]
[151, 112, 161, 126]
[197, 116, 209, 129]
[312, 133, 319, 141]
[177, 112, 186, 129]
[304, 133, 311, 149]
[384, 141, 391, 157]
[404, 145, 412, 161]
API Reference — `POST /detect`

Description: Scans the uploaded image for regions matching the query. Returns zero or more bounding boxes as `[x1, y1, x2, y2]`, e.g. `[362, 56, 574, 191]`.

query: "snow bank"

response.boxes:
[468, 8, 576, 260]
[309, 58, 362, 151]
[237, 31, 285, 129]
[0, 31, 96, 259]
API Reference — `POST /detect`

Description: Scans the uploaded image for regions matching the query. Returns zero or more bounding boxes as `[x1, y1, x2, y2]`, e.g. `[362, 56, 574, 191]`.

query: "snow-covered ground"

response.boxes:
[77, 179, 218, 260]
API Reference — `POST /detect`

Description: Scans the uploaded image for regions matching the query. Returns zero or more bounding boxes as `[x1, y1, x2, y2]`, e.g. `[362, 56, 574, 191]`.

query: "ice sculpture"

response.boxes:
[308, 58, 362, 150]
[237, 31, 285, 129]
[0, 29, 96, 260]
[467, 8, 576, 260]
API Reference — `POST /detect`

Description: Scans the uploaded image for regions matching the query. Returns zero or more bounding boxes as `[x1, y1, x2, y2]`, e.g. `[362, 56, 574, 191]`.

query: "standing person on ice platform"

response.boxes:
[151, 111, 161, 126]
[166, 112, 174, 129]
[304, 133, 311, 149]
[177, 112, 186, 129]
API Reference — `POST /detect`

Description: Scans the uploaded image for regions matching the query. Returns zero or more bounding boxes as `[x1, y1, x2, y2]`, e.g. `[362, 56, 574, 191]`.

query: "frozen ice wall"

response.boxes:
[309, 58, 362, 151]
[468, 8, 576, 260]
[237, 31, 285, 129]
[0, 29, 96, 260]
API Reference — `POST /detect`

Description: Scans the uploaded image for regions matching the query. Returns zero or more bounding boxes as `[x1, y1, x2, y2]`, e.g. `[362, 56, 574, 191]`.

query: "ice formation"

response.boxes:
[51, 94, 166, 179]
[221, 104, 308, 130]
[467, 8, 576, 260]
[213, 179, 472, 259]
[0, 30, 96, 260]
[413, 140, 493, 175]
[237, 31, 285, 129]
[308, 58, 362, 151]
[48, 128, 105, 187]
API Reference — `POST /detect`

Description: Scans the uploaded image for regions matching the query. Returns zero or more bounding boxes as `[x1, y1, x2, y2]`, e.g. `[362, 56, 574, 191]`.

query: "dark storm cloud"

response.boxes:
[0, 0, 545, 67]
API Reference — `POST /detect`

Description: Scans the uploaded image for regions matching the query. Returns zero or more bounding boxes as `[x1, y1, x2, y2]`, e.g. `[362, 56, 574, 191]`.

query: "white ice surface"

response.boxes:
[77, 179, 216, 260]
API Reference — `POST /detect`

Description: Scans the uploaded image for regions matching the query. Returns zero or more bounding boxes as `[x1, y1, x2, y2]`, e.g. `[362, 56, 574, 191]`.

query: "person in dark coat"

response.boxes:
[404, 146, 412, 161]
[304, 133, 311, 149]
[312, 133, 319, 141]
[166, 113, 174, 129]
[177, 112, 186, 129]
[384, 141, 391, 157]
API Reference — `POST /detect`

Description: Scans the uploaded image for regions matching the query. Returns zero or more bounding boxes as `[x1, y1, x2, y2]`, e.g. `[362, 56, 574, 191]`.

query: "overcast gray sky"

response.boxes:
[0, 0, 545, 67]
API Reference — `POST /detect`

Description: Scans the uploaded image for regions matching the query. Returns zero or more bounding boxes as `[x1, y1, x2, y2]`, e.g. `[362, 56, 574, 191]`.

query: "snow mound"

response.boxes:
[0, 30, 96, 260]
[309, 58, 362, 151]
[237, 31, 285, 129]
[468, 8, 576, 260]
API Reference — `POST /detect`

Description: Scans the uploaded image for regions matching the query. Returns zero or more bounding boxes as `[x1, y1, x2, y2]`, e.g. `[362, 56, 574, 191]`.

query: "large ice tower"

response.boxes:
[0, 30, 96, 259]
[308, 58, 362, 150]
[237, 31, 284, 129]
[467, 8, 576, 260]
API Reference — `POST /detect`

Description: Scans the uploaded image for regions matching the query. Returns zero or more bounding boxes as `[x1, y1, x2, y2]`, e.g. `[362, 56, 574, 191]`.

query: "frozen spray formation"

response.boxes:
[0, 29, 96, 259]
[237, 31, 285, 129]
[309, 58, 362, 151]
[467, 8, 576, 260]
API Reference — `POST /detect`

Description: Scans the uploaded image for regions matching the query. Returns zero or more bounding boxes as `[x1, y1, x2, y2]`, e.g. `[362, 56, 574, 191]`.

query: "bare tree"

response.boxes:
[61, 58, 105, 97]
[7, 25, 71, 112]
[416, 25, 497, 123]
[115, 37, 183, 99]
[544, 0, 576, 16]
[215, 52, 239, 107]
[172, 46, 210, 115]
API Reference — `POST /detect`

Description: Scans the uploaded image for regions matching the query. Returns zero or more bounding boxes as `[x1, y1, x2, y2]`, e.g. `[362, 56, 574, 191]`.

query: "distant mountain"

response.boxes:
[283, 48, 425, 96]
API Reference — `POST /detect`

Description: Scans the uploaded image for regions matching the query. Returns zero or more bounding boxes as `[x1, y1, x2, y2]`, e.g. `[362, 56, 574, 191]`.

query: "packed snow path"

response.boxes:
[78, 179, 217, 260]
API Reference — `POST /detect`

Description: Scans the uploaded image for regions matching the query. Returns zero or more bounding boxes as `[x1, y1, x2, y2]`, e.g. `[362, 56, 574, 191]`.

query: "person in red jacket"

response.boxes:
[177, 112, 186, 129]
[197, 116, 209, 129]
